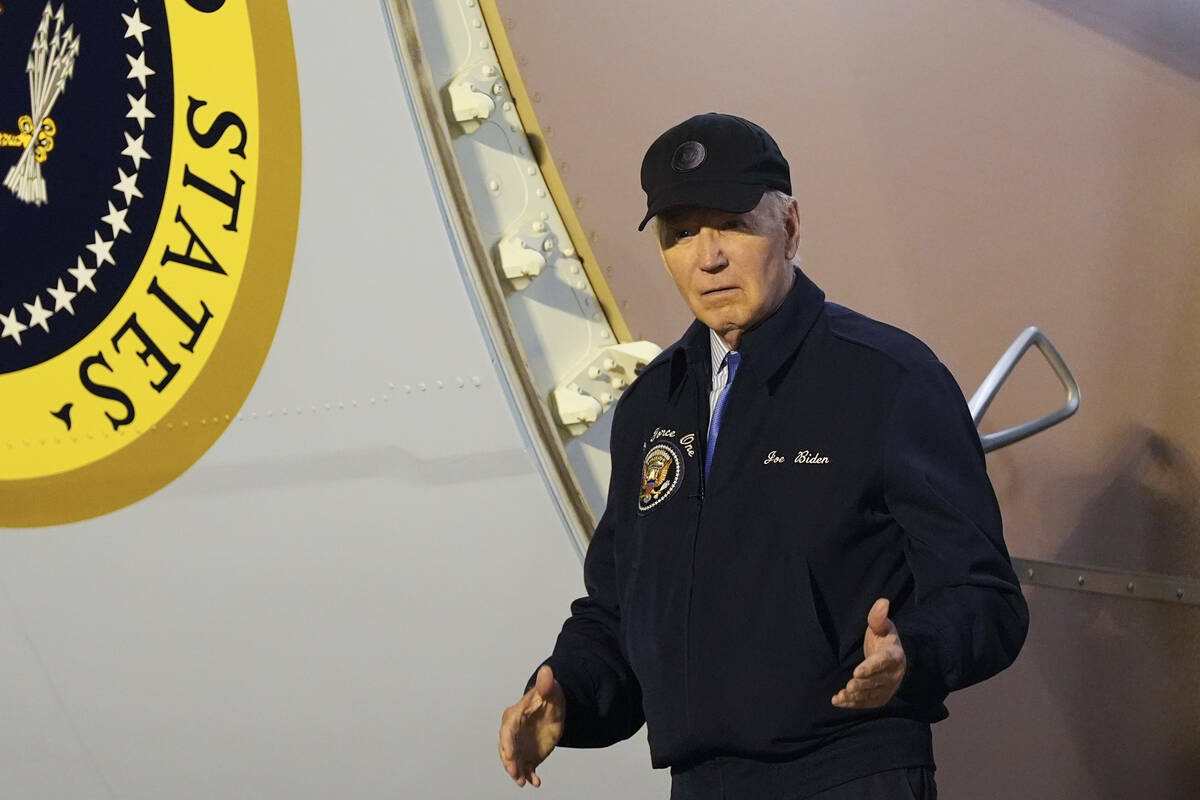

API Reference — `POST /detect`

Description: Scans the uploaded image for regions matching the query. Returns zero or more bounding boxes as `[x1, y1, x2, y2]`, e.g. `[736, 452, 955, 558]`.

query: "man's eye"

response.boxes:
[722, 218, 745, 230]
[672, 229, 693, 241]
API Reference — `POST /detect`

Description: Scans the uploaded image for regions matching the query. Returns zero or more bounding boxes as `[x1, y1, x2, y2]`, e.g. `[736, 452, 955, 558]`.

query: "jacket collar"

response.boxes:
[675, 267, 826, 394]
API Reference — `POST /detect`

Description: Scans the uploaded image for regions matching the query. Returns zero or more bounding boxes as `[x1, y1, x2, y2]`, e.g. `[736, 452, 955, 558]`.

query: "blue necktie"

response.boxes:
[705, 351, 741, 479]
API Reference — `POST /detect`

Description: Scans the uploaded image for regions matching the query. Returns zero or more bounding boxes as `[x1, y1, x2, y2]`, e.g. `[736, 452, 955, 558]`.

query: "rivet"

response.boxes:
[532, 220, 546, 233]
[200, 418, 207, 425]
[370, 397, 376, 404]
[601, 331, 611, 340]
[518, 144, 527, 154]
[471, 376, 482, 386]
[251, 412, 257, 419]
[352, 400, 358, 407]
[388, 382, 396, 390]
[592, 312, 601, 321]
[588, 367, 601, 379]
[575, 280, 586, 290]
[540, 211, 550, 220]
[1077, 575, 1085, 586]
[1178, 588, 1185, 599]
[492, 82, 503, 95]
[1027, 568, 1034, 578]
[1126, 582, 1135, 592]
[481, 64, 495, 77]
[473, 19, 482, 28]
[536, 188, 546, 198]
[488, 180, 500, 192]
[602, 359, 616, 371]
[563, 247, 576, 258]
[543, 239, 554, 252]
[480, 40, 490, 50]
[404, 385, 412, 393]
[570, 263, 580, 275]
[419, 383, 427, 392]
[584, 296, 593, 307]
[436, 380, 445, 390]
[456, 377, 466, 388]
[503, 102, 513, 112]
[527, 166, 537, 176]
[531, 91, 541, 103]
[510, 124, 520, 132]
[281, 408, 287, 416]
[465, 0, 475, 6]
[601, 393, 613, 404]
[296, 408, 302, 415]
[325, 403, 331, 410]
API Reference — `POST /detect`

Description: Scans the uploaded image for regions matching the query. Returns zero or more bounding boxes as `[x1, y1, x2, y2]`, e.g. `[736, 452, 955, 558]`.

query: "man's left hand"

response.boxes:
[831, 597, 907, 709]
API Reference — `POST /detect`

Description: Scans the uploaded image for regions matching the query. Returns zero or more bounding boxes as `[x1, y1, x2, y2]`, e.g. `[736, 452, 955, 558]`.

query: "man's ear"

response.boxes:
[784, 198, 801, 261]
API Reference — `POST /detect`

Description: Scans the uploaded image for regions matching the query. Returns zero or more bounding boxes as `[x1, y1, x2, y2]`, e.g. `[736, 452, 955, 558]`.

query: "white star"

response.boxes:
[23, 295, 52, 333]
[125, 51, 156, 89]
[47, 278, 77, 315]
[85, 231, 116, 268]
[101, 201, 132, 238]
[0, 308, 28, 346]
[113, 168, 143, 205]
[69, 257, 98, 293]
[122, 8, 151, 47]
[126, 93, 155, 130]
[122, 131, 151, 169]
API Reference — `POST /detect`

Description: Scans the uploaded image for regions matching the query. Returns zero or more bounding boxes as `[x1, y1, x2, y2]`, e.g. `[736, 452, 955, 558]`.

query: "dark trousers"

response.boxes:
[806, 768, 936, 799]
[670, 766, 937, 800]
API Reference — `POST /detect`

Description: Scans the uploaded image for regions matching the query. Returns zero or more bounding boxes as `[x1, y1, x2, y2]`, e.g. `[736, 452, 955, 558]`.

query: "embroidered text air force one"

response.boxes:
[527, 269, 1028, 797]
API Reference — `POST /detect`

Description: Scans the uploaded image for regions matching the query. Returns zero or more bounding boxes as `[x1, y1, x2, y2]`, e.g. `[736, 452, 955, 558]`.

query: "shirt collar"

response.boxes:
[709, 328, 732, 381]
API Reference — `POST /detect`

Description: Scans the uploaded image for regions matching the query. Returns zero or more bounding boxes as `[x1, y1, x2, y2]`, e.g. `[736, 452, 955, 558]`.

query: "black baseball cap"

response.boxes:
[638, 113, 791, 231]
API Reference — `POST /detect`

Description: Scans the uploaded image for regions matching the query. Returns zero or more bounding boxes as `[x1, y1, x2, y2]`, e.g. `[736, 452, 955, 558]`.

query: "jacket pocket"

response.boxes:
[804, 559, 843, 667]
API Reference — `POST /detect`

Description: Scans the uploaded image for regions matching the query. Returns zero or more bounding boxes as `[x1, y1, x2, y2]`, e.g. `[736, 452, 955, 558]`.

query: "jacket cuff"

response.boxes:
[523, 656, 596, 747]
[893, 614, 948, 702]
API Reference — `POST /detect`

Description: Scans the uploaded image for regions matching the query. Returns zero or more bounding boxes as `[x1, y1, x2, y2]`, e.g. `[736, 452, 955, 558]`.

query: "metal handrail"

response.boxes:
[969, 326, 1081, 453]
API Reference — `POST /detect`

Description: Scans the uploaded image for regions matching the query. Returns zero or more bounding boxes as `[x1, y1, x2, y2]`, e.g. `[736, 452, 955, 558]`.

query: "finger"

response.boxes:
[833, 687, 883, 709]
[534, 664, 555, 699]
[855, 648, 905, 678]
[867, 597, 892, 637]
[852, 654, 888, 679]
[530, 769, 542, 788]
[845, 676, 886, 694]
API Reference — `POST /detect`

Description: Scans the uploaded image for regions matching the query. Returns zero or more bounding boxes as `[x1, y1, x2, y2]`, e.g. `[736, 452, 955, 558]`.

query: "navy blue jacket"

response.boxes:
[530, 270, 1028, 788]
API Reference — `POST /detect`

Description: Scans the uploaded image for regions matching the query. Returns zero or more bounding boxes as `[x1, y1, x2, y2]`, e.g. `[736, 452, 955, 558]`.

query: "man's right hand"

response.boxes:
[498, 664, 566, 788]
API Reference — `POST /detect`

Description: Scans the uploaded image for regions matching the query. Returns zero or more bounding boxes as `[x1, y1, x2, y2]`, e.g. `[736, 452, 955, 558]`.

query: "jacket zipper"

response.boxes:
[684, 439, 706, 734]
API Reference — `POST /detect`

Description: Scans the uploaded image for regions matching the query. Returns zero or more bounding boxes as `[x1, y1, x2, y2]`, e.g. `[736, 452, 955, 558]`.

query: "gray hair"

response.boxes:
[650, 189, 801, 266]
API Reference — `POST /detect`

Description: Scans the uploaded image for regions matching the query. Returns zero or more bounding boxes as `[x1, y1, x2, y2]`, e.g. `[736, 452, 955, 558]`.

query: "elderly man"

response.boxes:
[499, 113, 1028, 799]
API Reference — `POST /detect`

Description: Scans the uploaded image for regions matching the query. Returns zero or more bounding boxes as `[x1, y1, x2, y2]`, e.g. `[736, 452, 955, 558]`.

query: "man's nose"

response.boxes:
[696, 227, 727, 272]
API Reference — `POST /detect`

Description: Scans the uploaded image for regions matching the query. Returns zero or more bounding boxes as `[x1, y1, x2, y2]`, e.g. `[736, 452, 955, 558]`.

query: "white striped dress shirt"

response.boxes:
[708, 328, 736, 427]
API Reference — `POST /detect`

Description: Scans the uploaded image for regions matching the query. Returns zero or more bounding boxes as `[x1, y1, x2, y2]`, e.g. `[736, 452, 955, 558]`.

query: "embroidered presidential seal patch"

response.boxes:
[639, 441, 685, 512]
[0, 0, 300, 525]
